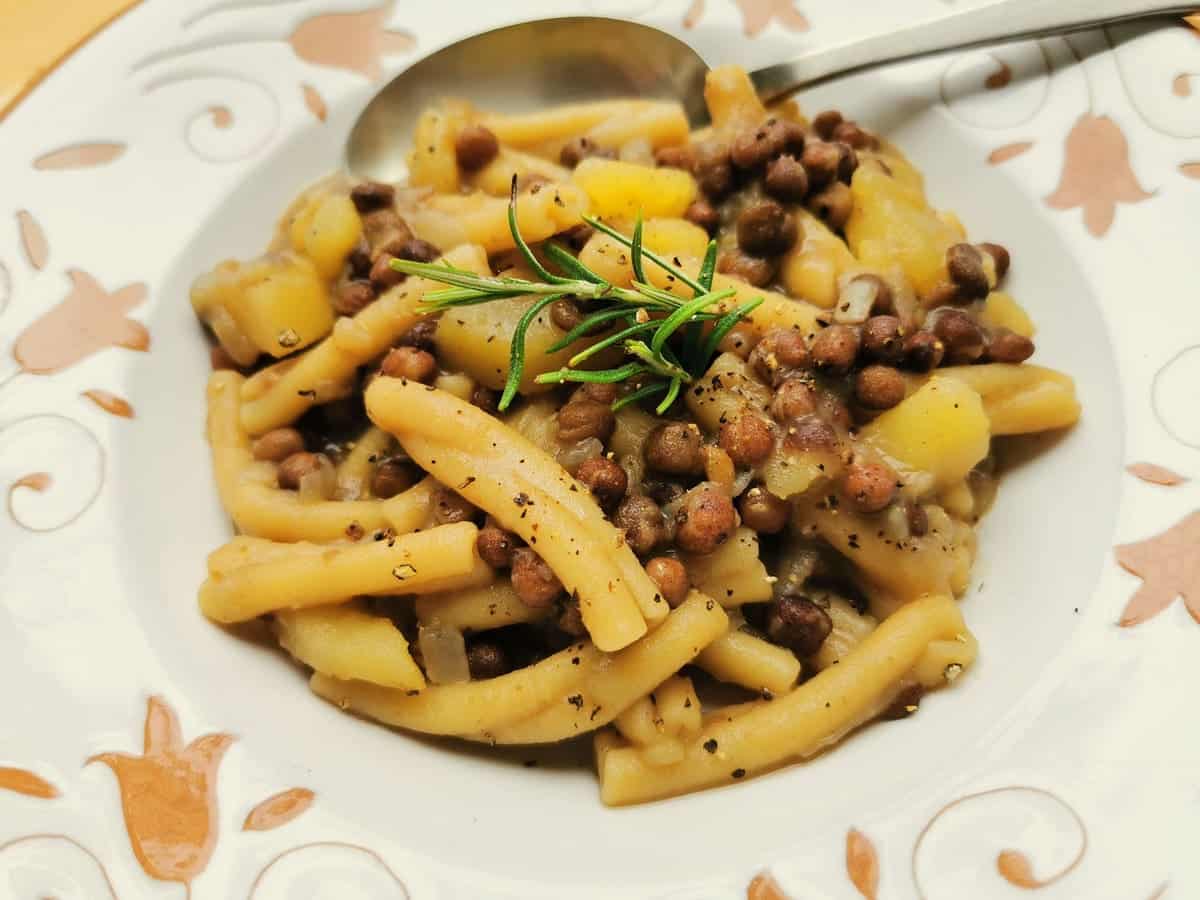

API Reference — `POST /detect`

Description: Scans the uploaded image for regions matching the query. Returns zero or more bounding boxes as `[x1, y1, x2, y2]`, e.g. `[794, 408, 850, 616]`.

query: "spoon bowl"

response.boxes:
[346, 17, 709, 182]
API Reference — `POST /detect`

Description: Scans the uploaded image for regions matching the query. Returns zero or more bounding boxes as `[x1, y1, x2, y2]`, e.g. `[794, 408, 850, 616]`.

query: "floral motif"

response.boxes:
[302, 83, 328, 123]
[33, 143, 126, 170]
[12, 269, 148, 375]
[0, 766, 60, 798]
[287, 1, 414, 81]
[988, 141, 1033, 164]
[746, 872, 789, 899]
[82, 389, 135, 418]
[684, 0, 808, 37]
[88, 696, 234, 888]
[1115, 512, 1200, 626]
[243, 788, 315, 832]
[1045, 115, 1153, 237]
[16, 210, 48, 270]
[846, 828, 879, 900]
[1126, 463, 1187, 486]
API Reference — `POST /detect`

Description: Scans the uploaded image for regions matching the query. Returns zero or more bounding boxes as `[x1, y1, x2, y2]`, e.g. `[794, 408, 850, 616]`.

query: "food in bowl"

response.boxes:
[191, 64, 1080, 805]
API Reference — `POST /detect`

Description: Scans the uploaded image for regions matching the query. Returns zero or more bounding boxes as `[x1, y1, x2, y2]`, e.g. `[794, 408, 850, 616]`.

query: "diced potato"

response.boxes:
[704, 64, 766, 137]
[859, 376, 990, 489]
[469, 148, 572, 197]
[409, 183, 588, 254]
[191, 252, 333, 363]
[760, 446, 840, 500]
[288, 193, 363, 280]
[643, 218, 711, 261]
[611, 404, 659, 489]
[683, 527, 772, 607]
[685, 353, 772, 434]
[573, 157, 698, 220]
[979, 291, 1035, 338]
[780, 210, 862, 309]
[407, 103, 468, 194]
[845, 163, 962, 302]
[503, 397, 559, 446]
[576, 218, 711, 287]
[935, 364, 1080, 435]
[433, 372, 475, 401]
[864, 140, 925, 195]
[435, 295, 620, 394]
[275, 604, 425, 691]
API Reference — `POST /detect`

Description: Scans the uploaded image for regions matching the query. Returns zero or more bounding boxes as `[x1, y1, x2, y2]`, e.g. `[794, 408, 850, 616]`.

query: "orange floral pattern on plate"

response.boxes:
[1045, 115, 1152, 237]
[1115, 512, 1200, 625]
[88, 696, 234, 888]
[243, 787, 316, 832]
[0, 766, 60, 799]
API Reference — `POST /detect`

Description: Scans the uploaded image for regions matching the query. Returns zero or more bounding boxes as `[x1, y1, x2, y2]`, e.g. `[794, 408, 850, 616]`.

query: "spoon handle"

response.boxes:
[751, 0, 1196, 101]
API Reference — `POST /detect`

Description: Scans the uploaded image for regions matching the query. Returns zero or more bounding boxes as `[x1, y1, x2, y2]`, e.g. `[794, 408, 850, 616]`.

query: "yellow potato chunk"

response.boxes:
[683, 527, 773, 607]
[859, 376, 990, 489]
[936, 364, 1080, 435]
[845, 163, 961, 302]
[409, 183, 588, 254]
[685, 352, 772, 434]
[407, 103, 467, 194]
[979, 291, 1035, 338]
[191, 251, 333, 364]
[760, 446, 841, 500]
[780, 210, 862, 309]
[572, 158, 698, 220]
[288, 193, 363, 280]
[275, 604, 425, 692]
[704, 64, 766, 137]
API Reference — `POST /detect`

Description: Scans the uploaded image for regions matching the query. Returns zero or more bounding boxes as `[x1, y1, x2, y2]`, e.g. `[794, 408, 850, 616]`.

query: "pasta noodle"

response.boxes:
[190, 63, 1079, 804]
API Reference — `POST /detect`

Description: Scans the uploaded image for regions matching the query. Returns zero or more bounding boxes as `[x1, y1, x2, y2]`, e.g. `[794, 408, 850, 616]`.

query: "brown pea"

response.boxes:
[397, 237, 441, 263]
[361, 209, 412, 252]
[717, 249, 777, 288]
[766, 595, 832, 656]
[834, 141, 859, 183]
[454, 124, 500, 171]
[476, 519, 518, 568]
[434, 487, 476, 524]
[932, 309, 986, 365]
[801, 140, 840, 191]
[738, 485, 790, 534]
[613, 494, 665, 556]
[350, 181, 395, 214]
[861, 314, 905, 364]
[559, 136, 613, 168]
[854, 365, 907, 410]
[550, 298, 584, 332]
[277, 451, 326, 490]
[369, 253, 405, 291]
[573, 382, 619, 406]
[719, 413, 775, 466]
[334, 279, 377, 317]
[903, 331, 945, 371]
[730, 118, 804, 170]
[381, 346, 437, 382]
[654, 144, 695, 170]
[684, 199, 721, 234]
[510, 548, 564, 608]
[784, 414, 840, 452]
[764, 154, 810, 202]
[843, 461, 898, 513]
[749, 327, 810, 383]
[831, 120, 877, 150]
[466, 640, 510, 680]
[770, 377, 818, 422]
[645, 557, 690, 607]
[737, 199, 799, 257]
[808, 181, 854, 230]
[470, 385, 499, 414]
[985, 328, 1035, 364]
[945, 243, 989, 301]
[906, 502, 929, 537]
[979, 241, 1011, 280]
[348, 239, 373, 278]
[693, 141, 735, 200]
[576, 456, 628, 510]
[811, 110, 844, 140]
[371, 457, 415, 499]
[398, 317, 437, 351]
[557, 399, 615, 444]
[252, 427, 305, 462]
[810, 323, 860, 374]
[717, 322, 759, 360]
[819, 391, 853, 431]
[644, 422, 705, 475]
[558, 595, 588, 637]
[674, 483, 738, 555]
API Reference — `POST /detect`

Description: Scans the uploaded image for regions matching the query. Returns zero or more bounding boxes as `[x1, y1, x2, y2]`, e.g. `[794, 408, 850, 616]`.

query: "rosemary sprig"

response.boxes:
[389, 178, 761, 413]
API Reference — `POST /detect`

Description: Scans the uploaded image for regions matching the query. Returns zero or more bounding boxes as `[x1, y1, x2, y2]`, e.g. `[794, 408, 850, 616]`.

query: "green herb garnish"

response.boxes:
[390, 177, 763, 413]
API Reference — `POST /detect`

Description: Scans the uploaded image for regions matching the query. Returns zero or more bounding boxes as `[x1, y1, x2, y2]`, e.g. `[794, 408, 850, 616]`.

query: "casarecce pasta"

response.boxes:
[191, 64, 1080, 804]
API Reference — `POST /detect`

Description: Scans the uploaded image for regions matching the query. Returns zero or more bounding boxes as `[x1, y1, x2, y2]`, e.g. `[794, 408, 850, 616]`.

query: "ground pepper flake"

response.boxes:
[567, 694, 584, 709]
[391, 563, 418, 581]
[731, 768, 746, 779]
[703, 739, 718, 753]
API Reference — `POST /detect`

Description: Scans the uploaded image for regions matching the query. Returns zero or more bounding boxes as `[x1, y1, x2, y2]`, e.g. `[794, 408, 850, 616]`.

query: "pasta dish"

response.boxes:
[191, 65, 1080, 804]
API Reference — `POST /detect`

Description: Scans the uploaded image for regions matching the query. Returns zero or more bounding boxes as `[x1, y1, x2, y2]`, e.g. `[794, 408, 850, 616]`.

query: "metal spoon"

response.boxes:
[347, 0, 1193, 181]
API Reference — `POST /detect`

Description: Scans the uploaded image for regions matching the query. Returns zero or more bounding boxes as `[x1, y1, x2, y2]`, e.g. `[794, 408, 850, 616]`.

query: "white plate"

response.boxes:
[2, 2, 1199, 898]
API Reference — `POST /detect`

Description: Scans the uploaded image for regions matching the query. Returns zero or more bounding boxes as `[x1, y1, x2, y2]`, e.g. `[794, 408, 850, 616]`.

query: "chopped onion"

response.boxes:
[883, 504, 910, 542]
[731, 468, 754, 498]
[297, 456, 336, 504]
[832, 276, 877, 325]
[418, 622, 471, 685]
[556, 437, 604, 474]
[771, 540, 820, 602]
[619, 137, 654, 166]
